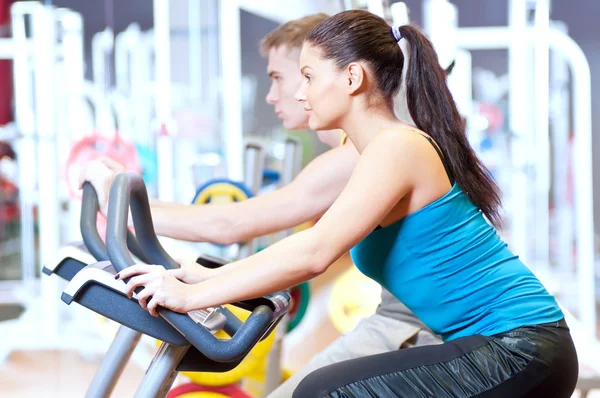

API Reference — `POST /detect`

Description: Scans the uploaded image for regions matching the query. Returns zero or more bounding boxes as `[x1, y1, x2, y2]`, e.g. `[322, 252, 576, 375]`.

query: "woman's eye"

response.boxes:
[304, 75, 311, 82]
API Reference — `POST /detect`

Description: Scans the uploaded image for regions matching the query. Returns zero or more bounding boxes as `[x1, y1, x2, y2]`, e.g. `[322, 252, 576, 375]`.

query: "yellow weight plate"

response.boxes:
[194, 183, 249, 205]
[328, 267, 382, 333]
[183, 306, 275, 387]
[282, 367, 294, 382]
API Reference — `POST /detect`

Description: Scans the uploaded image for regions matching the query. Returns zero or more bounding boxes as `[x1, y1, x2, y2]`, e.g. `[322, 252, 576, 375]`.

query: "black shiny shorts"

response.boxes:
[293, 319, 578, 397]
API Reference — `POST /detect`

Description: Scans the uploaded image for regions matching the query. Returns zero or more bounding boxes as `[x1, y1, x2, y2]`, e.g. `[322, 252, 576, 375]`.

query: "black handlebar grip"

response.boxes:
[105, 172, 277, 362]
[106, 173, 179, 272]
[126, 230, 151, 264]
[81, 181, 151, 264]
[81, 183, 110, 262]
[159, 305, 273, 362]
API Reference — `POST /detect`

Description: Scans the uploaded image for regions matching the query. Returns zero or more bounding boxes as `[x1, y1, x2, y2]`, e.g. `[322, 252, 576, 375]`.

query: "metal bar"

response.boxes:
[549, 21, 572, 275]
[11, 4, 37, 283]
[32, 3, 61, 345]
[220, 0, 244, 181]
[86, 327, 142, 398]
[507, 0, 532, 266]
[134, 343, 189, 398]
[189, 0, 202, 103]
[533, 0, 551, 276]
[154, 0, 175, 202]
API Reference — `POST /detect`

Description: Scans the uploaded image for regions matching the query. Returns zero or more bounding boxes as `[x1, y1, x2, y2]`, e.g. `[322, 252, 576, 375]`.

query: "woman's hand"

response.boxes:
[117, 264, 194, 316]
[78, 156, 125, 216]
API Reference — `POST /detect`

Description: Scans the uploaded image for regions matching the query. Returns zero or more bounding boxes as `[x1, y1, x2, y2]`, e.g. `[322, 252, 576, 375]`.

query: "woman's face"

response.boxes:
[295, 43, 350, 131]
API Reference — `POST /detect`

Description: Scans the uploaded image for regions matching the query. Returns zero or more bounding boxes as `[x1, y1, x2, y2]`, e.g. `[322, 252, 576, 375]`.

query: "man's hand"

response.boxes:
[169, 256, 218, 284]
[78, 156, 125, 215]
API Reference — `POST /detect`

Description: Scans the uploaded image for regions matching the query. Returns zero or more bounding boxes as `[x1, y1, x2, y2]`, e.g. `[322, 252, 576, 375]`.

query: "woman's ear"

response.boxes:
[346, 62, 365, 95]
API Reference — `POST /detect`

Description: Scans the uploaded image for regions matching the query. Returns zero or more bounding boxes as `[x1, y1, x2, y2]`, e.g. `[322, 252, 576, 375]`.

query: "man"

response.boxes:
[80, 14, 441, 397]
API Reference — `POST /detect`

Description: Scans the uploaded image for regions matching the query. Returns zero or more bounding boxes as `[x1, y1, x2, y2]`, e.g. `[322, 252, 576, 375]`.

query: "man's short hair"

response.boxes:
[260, 13, 329, 56]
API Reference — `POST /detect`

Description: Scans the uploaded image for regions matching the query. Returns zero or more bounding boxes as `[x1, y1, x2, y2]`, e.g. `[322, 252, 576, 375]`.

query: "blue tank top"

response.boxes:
[350, 165, 563, 342]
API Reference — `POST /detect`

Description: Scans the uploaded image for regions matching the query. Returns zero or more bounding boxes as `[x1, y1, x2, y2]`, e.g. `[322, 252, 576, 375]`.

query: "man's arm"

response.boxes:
[150, 143, 359, 244]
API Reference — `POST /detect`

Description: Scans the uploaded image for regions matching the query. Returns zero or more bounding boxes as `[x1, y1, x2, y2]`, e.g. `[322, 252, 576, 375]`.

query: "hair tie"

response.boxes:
[391, 26, 402, 42]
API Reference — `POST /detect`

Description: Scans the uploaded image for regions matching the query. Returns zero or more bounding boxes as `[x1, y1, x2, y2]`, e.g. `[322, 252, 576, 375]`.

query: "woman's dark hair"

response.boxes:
[306, 10, 502, 227]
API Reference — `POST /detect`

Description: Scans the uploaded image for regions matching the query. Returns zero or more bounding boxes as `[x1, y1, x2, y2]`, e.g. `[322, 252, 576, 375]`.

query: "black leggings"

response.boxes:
[293, 319, 578, 398]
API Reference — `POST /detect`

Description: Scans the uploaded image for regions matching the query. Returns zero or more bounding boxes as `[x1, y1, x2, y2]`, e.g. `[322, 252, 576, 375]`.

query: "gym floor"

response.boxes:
[0, 350, 143, 396]
[0, 254, 597, 397]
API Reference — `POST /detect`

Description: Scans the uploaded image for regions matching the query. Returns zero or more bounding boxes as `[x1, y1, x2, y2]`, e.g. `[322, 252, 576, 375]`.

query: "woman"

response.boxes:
[112, 10, 577, 397]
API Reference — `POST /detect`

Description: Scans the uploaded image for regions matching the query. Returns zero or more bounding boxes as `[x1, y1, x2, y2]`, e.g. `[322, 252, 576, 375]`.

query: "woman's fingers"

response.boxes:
[125, 273, 156, 299]
[134, 282, 157, 310]
[116, 264, 160, 281]
[147, 295, 164, 317]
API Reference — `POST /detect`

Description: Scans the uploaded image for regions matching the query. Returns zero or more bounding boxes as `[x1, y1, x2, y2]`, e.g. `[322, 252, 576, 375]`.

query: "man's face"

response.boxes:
[265, 46, 308, 130]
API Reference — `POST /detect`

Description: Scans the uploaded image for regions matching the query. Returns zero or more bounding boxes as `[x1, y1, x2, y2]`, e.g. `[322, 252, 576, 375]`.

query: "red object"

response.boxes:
[0, 0, 13, 25]
[65, 131, 141, 199]
[289, 285, 301, 317]
[0, 59, 11, 125]
[478, 102, 505, 132]
[65, 131, 141, 241]
[0, 175, 18, 223]
[0, 0, 17, 226]
[0, 141, 15, 159]
[0, 0, 14, 125]
[158, 122, 169, 137]
[167, 382, 252, 398]
[0, 139, 17, 224]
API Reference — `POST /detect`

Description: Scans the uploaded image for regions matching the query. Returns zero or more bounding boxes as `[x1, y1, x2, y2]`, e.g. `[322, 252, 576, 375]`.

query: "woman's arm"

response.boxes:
[119, 130, 417, 314]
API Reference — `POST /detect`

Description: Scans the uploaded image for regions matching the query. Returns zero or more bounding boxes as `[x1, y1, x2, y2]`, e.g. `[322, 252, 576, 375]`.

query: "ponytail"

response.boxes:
[398, 25, 502, 227]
